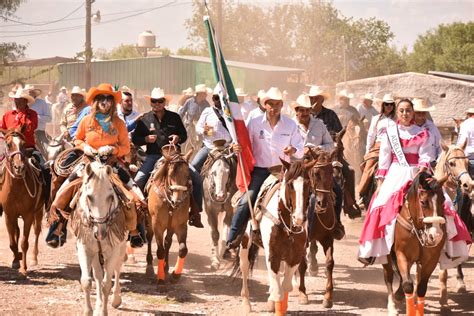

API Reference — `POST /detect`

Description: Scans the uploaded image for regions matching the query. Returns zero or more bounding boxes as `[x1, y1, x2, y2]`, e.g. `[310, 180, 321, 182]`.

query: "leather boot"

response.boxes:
[188, 196, 204, 228]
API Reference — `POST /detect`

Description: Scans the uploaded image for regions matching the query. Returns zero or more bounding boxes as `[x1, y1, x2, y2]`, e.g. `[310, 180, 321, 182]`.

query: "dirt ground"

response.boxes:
[0, 213, 472, 315]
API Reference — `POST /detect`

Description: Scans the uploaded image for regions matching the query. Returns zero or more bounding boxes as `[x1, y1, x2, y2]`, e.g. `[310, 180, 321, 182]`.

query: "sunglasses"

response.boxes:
[266, 101, 282, 107]
[150, 98, 165, 104]
[384, 102, 395, 106]
[212, 95, 220, 101]
[95, 94, 115, 103]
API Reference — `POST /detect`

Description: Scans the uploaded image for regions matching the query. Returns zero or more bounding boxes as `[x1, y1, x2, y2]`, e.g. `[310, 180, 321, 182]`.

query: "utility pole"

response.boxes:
[342, 35, 347, 87]
[216, 0, 222, 45]
[85, 0, 92, 89]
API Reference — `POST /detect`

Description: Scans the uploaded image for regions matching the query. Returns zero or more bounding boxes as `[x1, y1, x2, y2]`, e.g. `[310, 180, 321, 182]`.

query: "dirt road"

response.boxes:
[0, 214, 472, 315]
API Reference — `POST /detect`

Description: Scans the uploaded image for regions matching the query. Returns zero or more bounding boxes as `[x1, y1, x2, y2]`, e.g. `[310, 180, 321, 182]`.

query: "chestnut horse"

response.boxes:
[146, 146, 193, 284]
[298, 149, 339, 308]
[234, 159, 312, 315]
[382, 172, 447, 316]
[0, 128, 45, 276]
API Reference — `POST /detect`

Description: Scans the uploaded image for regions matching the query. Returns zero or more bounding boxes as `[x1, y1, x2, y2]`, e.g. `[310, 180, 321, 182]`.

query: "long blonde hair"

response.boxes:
[89, 99, 118, 130]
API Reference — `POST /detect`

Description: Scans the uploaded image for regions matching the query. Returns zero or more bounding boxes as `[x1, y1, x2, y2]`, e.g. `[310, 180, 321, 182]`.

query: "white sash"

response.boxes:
[386, 120, 409, 167]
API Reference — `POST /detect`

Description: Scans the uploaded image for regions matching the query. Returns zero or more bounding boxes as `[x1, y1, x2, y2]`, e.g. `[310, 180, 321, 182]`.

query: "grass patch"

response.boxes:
[127, 292, 179, 305]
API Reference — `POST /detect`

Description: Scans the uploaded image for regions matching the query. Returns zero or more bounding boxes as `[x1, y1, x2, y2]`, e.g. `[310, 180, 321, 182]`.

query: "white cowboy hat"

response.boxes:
[362, 93, 374, 101]
[337, 89, 354, 99]
[23, 84, 42, 97]
[212, 84, 222, 96]
[307, 85, 331, 99]
[144, 87, 171, 102]
[466, 108, 474, 114]
[252, 89, 266, 102]
[182, 87, 194, 96]
[70, 86, 86, 97]
[382, 93, 395, 103]
[235, 88, 248, 97]
[262, 87, 283, 104]
[195, 84, 210, 94]
[8, 87, 35, 105]
[291, 94, 312, 110]
[413, 98, 435, 112]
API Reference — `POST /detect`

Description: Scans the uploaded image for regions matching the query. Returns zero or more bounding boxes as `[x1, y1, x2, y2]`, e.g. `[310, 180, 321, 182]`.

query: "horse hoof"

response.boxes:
[456, 283, 467, 293]
[157, 279, 166, 286]
[242, 298, 251, 314]
[145, 265, 155, 276]
[30, 259, 38, 266]
[12, 261, 20, 270]
[170, 272, 181, 282]
[210, 262, 219, 271]
[111, 296, 122, 308]
[323, 299, 333, 308]
[266, 300, 275, 312]
[309, 268, 318, 277]
[298, 292, 309, 305]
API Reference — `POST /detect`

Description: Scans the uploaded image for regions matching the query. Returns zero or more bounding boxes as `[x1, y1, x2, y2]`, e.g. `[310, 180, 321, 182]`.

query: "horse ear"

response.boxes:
[105, 165, 113, 176]
[280, 158, 290, 171]
[330, 149, 338, 162]
[84, 163, 93, 179]
[184, 149, 193, 162]
[440, 141, 449, 152]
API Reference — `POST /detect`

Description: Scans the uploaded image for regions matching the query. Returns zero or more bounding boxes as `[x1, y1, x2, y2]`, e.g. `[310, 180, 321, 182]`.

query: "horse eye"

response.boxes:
[449, 161, 455, 167]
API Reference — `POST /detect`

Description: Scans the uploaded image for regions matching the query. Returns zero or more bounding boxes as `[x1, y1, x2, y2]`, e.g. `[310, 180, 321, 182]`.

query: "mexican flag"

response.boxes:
[204, 15, 255, 192]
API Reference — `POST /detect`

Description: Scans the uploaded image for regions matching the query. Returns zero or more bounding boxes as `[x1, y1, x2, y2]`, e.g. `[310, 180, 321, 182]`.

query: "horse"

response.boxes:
[298, 149, 339, 308]
[201, 144, 237, 270]
[234, 159, 312, 315]
[0, 128, 45, 276]
[146, 145, 193, 284]
[434, 142, 473, 307]
[45, 133, 73, 164]
[71, 161, 128, 316]
[382, 172, 447, 316]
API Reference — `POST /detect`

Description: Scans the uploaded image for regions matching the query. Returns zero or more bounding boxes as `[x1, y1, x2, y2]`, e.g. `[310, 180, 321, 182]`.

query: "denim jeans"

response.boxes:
[134, 154, 161, 191]
[189, 164, 203, 212]
[191, 146, 210, 173]
[227, 167, 270, 244]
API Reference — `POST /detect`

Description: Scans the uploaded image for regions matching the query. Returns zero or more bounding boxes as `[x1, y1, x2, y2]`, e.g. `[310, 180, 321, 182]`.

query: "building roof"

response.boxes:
[7, 56, 77, 67]
[428, 71, 474, 82]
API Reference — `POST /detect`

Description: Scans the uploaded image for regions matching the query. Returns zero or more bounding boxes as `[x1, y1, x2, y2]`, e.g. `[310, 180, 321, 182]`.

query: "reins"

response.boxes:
[310, 162, 336, 231]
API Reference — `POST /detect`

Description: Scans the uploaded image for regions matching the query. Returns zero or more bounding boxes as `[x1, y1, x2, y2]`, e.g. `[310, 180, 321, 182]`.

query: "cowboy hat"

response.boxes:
[86, 83, 122, 105]
[235, 88, 248, 97]
[413, 98, 435, 112]
[337, 89, 354, 99]
[70, 86, 86, 97]
[182, 87, 194, 96]
[60, 86, 67, 91]
[291, 94, 312, 110]
[307, 85, 331, 99]
[8, 87, 35, 105]
[362, 93, 374, 101]
[466, 108, 474, 114]
[212, 84, 222, 96]
[382, 93, 395, 103]
[144, 87, 171, 103]
[195, 84, 210, 94]
[23, 84, 42, 98]
[252, 89, 266, 102]
[261, 87, 283, 104]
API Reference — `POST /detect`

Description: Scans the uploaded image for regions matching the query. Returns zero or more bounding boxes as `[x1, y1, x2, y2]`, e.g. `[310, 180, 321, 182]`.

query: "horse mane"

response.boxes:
[407, 171, 442, 199]
[284, 160, 304, 182]
[153, 160, 169, 184]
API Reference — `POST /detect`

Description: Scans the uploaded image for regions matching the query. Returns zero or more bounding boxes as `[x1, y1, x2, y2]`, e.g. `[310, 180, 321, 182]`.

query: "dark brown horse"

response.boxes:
[383, 172, 447, 316]
[146, 145, 193, 284]
[0, 128, 45, 276]
[298, 149, 338, 308]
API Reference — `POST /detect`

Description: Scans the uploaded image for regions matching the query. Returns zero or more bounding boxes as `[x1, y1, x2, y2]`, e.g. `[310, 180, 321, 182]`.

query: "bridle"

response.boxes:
[155, 153, 191, 210]
[309, 162, 336, 231]
[278, 172, 306, 236]
[444, 149, 470, 187]
[205, 149, 235, 204]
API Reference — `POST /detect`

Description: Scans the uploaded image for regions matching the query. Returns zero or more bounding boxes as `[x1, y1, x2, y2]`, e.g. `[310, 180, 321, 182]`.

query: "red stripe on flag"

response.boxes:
[234, 119, 254, 192]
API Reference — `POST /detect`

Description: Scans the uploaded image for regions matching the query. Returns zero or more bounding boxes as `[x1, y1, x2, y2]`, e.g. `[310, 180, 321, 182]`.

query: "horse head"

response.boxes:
[308, 151, 335, 213]
[4, 128, 27, 177]
[206, 146, 235, 203]
[46, 134, 72, 162]
[80, 161, 119, 241]
[280, 158, 312, 229]
[438, 141, 472, 196]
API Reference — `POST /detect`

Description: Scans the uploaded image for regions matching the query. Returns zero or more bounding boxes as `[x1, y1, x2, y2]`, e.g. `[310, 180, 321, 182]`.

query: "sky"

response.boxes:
[1, 0, 473, 60]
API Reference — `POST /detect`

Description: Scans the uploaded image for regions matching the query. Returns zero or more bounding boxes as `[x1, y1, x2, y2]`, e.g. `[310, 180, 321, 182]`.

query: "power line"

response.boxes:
[0, 2, 84, 26]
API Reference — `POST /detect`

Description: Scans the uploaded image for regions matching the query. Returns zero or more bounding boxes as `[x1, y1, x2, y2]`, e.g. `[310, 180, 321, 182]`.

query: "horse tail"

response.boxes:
[230, 242, 259, 279]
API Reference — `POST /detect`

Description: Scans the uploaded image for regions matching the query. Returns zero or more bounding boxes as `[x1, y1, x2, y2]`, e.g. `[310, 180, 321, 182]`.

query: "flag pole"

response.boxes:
[204, 14, 258, 231]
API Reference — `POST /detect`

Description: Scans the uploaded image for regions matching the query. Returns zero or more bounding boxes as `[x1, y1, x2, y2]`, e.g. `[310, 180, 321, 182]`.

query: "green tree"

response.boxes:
[105, 44, 142, 60]
[1, 0, 27, 66]
[408, 22, 474, 74]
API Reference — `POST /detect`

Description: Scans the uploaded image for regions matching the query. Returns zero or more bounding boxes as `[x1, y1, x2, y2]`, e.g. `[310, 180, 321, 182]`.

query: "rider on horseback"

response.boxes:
[59, 86, 88, 141]
[46, 83, 145, 248]
[457, 107, 474, 176]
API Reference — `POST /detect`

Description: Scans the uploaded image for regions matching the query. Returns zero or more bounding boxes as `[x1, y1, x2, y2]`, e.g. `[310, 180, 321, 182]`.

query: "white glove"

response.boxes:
[83, 145, 97, 157]
[98, 145, 115, 156]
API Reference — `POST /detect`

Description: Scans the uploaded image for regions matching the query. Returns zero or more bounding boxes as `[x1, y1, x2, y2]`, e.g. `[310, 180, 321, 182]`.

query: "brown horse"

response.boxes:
[146, 145, 193, 284]
[0, 128, 45, 275]
[382, 172, 447, 316]
[298, 149, 339, 308]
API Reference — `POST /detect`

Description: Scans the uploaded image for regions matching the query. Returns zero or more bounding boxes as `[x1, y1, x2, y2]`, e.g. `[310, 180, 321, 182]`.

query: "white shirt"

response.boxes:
[196, 106, 232, 149]
[366, 114, 393, 153]
[240, 100, 257, 121]
[30, 98, 51, 131]
[295, 117, 334, 151]
[356, 103, 378, 123]
[247, 113, 304, 168]
[246, 107, 265, 125]
[457, 117, 474, 159]
[420, 119, 441, 160]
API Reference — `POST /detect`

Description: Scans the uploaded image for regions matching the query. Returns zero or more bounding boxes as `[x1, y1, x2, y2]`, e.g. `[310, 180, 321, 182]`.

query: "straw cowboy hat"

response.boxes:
[307, 85, 331, 99]
[60, 86, 67, 91]
[382, 93, 395, 103]
[291, 94, 312, 110]
[86, 83, 122, 105]
[70, 86, 86, 97]
[145, 87, 172, 102]
[466, 108, 474, 114]
[182, 87, 194, 96]
[261, 87, 283, 104]
[8, 87, 35, 105]
[337, 89, 354, 99]
[23, 84, 42, 97]
[362, 93, 374, 101]
[195, 84, 211, 94]
[235, 88, 248, 97]
[252, 89, 266, 102]
[413, 98, 435, 112]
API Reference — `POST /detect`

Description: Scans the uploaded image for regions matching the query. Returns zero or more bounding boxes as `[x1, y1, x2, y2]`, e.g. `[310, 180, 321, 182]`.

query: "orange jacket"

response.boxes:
[75, 113, 130, 157]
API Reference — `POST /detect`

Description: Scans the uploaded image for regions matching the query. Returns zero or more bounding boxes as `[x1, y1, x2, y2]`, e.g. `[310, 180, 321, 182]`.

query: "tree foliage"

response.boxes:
[408, 22, 474, 75]
[0, 0, 25, 19]
[1, 0, 27, 66]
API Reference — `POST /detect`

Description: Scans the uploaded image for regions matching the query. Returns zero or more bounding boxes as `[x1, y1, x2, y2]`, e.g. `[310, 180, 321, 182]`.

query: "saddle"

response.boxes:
[358, 143, 381, 196]
[254, 174, 280, 223]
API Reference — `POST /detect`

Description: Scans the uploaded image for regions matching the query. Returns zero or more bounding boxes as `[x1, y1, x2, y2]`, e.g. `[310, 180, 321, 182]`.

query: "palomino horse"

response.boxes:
[298, 149, 338, 308]
[434, 142, 473, 307]
[147, 145, 193, 283]
[71, 161, 128, 316]
[235, 159, 312, 315]
[0, 128, 45, 276]
[382, 172, 447, 316]
[202, 144, 237, 270]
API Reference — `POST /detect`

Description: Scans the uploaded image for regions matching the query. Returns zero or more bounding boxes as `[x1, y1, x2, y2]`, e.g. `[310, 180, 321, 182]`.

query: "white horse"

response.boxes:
[202, 145, 237, 270]
[71, 162, 128, 316]
[235, 160, 312, 314]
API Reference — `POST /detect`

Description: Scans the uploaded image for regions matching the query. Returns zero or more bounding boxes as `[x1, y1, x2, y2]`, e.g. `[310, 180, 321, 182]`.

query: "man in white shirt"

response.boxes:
[356, 93, 378, 126]
[25, 84, 52, 154]
[245, 89, 266, 124]
[117, 91, 141, 133]
[225, 87, 304, 252]
[457, 107, 474, 168]
[236, 88, 257, 122]
[178, 83, 211, 125]
[413, 98, 441, 163]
